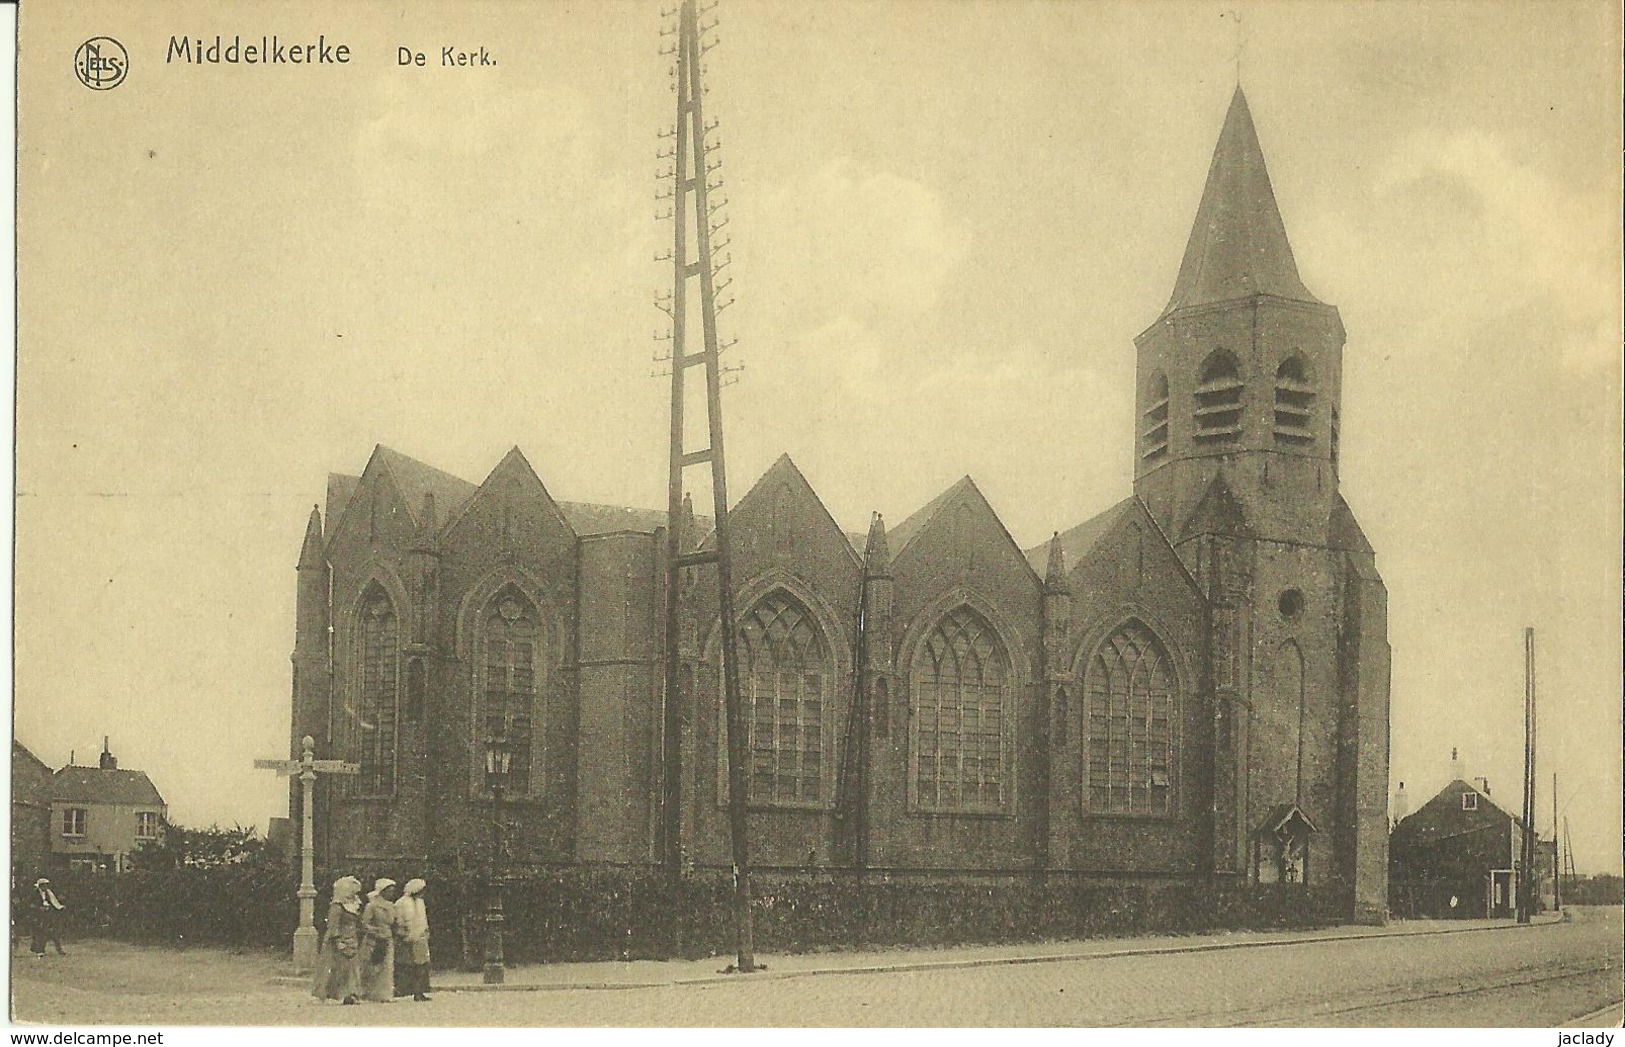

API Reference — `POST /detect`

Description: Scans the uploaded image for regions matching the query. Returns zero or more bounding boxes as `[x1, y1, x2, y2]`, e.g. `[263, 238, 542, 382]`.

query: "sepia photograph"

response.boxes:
[9, 0, 1623, 1033]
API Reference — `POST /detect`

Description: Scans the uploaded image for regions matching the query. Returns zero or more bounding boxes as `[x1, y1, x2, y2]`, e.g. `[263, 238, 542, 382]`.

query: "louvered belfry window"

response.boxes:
[1142, 373, 1170, 462]
[1086, 620, 1177, 816]
[735, 591, 828, 805]
[482, 590, 538, 794]
[912, 606, 1010, 812]
[1274, 354, 1315, 446]
[357, 586, 399, 796]
[1194, 349, 1244, 445]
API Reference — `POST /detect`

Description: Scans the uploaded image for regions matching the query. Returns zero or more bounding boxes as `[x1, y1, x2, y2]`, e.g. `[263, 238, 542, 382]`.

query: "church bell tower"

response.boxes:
[1133, 86, 1344, 543]
[1132, 87, 1388, 922]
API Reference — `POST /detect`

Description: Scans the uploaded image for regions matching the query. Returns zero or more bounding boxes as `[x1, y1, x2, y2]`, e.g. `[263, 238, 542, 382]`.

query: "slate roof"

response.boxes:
[326, 473, 360, 527]
[52, 766, 166, 808]
[559, 501, 710, 537]
[13, 740, 51, 777]
[1395, 778, 1528, 836]
[1025, 496, 1136, 575]
[375, 445, 479, 528]
[887, 477, 976, 560]
[1330, 494, 1374, 555]
[332, 447, 735, 543]
[1163, 86, 1321, 317]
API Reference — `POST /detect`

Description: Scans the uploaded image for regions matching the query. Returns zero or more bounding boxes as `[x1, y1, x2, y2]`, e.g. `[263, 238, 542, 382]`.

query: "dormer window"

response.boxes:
[1273, 355, 1314, 446]
[1194, 350, 1243, 445]
[1461, 792, 1478, 811]
[1141, 373, 1169, 462]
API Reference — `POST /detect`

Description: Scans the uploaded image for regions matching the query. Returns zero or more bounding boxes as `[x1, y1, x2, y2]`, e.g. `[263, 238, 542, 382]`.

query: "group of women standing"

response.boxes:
[312, 876, 432, 1004]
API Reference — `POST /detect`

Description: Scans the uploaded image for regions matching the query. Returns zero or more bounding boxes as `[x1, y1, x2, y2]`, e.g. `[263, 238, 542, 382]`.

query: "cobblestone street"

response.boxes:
[10, 907, 1619, 1027]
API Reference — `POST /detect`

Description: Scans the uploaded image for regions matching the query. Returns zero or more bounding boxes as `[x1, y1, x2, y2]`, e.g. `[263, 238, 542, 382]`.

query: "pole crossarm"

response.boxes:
[253, 735, 357, 972]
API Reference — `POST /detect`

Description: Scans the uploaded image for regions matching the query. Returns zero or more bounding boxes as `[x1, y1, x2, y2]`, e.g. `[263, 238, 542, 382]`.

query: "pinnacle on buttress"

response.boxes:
[864, 513, 891, 577]
[1163, 86, 1320, 317]
[297, 504, 324, 570]
[413, 492, 438, 549]
[1043, 532, 1070, 594]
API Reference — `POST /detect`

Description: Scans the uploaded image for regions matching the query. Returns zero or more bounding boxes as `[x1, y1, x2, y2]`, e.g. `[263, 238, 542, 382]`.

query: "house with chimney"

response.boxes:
[49, 740, 168, 873]
[1389, 754, 1548, 919]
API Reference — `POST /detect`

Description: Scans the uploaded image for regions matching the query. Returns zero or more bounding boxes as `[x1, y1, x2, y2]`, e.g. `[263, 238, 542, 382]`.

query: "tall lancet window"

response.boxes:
[911, 606, 1010, 812]
[1273, 354, 1315, 446]
[733, 590, 829, 805]
[481, 590, 540, 793]
[1194, 349, 1244, 445]
[356, 585, 399, 796]
[1142, 373, 1170, 462]
[1085, 620, 1177, 816]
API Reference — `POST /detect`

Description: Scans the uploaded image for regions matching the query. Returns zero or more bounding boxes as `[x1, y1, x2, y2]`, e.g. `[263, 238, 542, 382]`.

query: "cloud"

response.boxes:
[1370, 129, 1621, 372]
[743, 158, 971, 324]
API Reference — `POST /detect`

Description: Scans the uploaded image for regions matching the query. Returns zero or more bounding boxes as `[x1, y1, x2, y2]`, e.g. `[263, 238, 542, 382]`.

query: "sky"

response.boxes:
[14, 1, 1622, 874]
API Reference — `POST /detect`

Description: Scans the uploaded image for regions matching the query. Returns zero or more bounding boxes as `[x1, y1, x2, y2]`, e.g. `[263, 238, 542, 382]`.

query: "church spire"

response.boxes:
[1163, 86, 1319, 317]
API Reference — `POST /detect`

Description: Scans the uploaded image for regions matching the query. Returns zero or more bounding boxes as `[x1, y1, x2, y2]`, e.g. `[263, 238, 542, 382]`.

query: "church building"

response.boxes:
[288, 87, 1391, 925]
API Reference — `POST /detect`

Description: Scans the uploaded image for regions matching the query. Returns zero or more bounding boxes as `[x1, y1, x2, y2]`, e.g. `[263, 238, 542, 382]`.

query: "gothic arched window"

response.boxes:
[1274, 354, 1314, 446]
[734, 590, 830, 805]
[1277, 640, 1306, 798]
[480, 588, 541, 794]
[911, 605, 1011, 812]
[1085, 620, 1177, 816]
[1194, 349, 1243, 445]
[356, 585, 399, 796]
[1142, 373, 1170, 462]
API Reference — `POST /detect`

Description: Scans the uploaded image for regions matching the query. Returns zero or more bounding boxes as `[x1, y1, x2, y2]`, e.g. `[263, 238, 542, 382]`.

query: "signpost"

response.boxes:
[255, 735, 358, 971]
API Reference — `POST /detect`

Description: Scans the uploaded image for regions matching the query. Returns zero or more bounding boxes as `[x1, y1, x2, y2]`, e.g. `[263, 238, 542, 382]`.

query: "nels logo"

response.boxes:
[75, 37, 128, 90]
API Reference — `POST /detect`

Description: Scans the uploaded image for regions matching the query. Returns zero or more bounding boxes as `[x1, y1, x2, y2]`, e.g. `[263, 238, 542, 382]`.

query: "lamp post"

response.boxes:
[483, 733, 512, 985]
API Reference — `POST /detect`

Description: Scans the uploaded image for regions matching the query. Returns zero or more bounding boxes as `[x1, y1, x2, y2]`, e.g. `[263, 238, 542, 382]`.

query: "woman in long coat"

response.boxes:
[392, 878, 431, 1001]
[357, 878, 398, 1002]
[311, 876, 362, 1004]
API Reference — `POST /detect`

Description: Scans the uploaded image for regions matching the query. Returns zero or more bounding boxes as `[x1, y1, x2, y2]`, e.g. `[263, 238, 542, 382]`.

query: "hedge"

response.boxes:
[38, 862, 1345, 967]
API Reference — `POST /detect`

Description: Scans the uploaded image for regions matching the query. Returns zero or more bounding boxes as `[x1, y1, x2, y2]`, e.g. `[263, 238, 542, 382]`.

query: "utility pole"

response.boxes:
[1562, 816, 1576, 892]
[655, 0, 754, 974]
[1518, 627, 1536, 923]
[1552, 771, 1560, 912]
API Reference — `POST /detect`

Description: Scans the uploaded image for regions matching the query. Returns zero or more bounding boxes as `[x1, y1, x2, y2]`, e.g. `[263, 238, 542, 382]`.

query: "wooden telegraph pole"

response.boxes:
[1552, 771, 1561, 912]
[656, 0, 754, 973]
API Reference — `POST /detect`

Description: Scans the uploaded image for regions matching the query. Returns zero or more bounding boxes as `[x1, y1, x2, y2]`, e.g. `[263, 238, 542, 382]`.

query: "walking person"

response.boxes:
[392, 878, 432, 1001]
[358, 878, 399, 1002]
[29, 878, 66, 958]
[312, 876, 363, 1004]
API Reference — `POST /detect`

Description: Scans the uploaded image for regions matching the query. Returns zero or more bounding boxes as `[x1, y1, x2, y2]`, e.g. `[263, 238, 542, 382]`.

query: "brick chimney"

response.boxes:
[99, 736, 117, 771]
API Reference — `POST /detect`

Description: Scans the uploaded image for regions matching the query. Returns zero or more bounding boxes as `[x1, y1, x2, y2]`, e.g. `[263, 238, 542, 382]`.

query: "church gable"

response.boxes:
[1062, 496, 1203, 638]
[729, 454, 862, 586]
[890, 478, 1042, 672]
[442, 447, 576, 566]
[892, 477, 1041, 592]
[325, 447, 423, 565]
